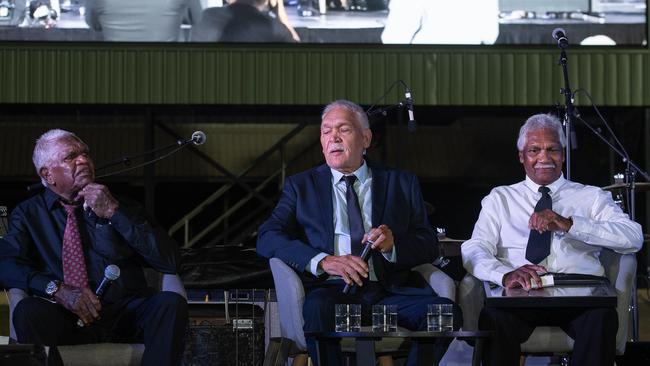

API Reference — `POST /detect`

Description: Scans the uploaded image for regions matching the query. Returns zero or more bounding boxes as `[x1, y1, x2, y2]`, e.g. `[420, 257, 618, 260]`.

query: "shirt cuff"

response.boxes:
[308, 252, 329, 276]
[107, 207, 130, 228]
[566, 215, 588, 240]
[382, 246, 396, 263]
[491, 267, 513, 287]
[29, 273, 53, 297]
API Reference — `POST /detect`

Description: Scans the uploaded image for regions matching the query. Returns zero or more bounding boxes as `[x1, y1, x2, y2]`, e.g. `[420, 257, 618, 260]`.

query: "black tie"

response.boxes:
[344, 175, 364, 256]
[525, 186, 552, 264]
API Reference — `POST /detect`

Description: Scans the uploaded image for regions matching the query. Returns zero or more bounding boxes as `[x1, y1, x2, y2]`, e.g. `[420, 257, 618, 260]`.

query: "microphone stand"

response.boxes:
[96, 138, 190, 173]
[95, 138, 197, 179]
[366, 80, 417, 171]
[558, 45, 576, 180]
[26, 137, 198, 191]
[367, 101, 410, 168]
[574, 113, 649, 342]
[366, 102, 408, 119]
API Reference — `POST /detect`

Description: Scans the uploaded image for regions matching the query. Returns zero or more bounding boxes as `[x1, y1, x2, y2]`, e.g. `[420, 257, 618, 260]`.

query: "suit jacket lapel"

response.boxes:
[371, 165, 387, 227]
[313, 165, 334, 251]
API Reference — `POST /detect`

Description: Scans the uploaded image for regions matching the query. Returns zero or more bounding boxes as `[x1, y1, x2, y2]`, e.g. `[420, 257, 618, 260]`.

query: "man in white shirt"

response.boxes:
[258, 99, 460, 366]
[461, 113, 643, 366]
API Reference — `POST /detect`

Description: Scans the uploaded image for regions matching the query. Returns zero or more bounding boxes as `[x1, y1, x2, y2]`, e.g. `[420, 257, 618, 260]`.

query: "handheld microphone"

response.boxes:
[404, 88, 417, 133]
[552, 28, 569, 48]
[77, 264, 121, 327]
[190, 131, 207, 146]
[342, 239, 374, 294]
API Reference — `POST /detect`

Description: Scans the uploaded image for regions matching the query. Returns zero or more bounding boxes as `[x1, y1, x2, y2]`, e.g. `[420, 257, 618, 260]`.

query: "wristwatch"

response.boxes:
[45, 280, 61, 298]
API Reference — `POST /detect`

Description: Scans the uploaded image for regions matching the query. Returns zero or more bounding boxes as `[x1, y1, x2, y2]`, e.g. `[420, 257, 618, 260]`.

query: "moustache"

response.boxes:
[534, 163, 556, 169]
[328, 144, 346, 153]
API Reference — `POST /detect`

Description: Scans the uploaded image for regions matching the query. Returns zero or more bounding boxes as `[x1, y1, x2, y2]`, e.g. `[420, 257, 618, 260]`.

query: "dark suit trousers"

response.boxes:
[13, 291, 188, 366]
[479, 306, 617, 366]
[303, 280, 462, 366]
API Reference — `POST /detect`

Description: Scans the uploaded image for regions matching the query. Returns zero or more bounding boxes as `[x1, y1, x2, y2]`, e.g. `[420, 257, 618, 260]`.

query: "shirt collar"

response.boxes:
[330, 160, 370, 185]
[43, 187, 82, 210]
[43, 187, 63, 210]
[524, 174, 566, 195]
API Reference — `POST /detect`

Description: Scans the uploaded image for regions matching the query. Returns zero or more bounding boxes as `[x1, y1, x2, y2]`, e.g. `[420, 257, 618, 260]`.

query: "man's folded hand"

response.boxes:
[320, 255, 369, 287]
[53, 284, 102, 325]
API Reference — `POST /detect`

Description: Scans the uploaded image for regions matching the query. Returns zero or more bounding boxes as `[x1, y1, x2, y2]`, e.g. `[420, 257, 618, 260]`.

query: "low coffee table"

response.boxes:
[305, 330, 491, 366]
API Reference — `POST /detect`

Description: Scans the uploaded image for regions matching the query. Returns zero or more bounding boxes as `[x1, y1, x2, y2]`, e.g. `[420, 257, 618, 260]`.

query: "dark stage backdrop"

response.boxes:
[0, 105, 647, 277]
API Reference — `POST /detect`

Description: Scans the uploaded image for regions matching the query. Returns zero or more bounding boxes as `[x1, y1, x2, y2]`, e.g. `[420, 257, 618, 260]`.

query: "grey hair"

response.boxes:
[33, 129, 85, 185]
[322, 99, 370, 129]
[517, 113, 567, 151]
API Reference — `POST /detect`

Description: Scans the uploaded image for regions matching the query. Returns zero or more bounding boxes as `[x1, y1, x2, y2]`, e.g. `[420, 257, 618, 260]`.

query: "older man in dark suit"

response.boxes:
[257, 99, 460, 366]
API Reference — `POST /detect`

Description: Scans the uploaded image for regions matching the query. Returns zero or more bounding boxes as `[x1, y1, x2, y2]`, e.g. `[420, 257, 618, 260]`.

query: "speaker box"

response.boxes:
[182, 303, 265, 366]
[0, 344, 46, 366]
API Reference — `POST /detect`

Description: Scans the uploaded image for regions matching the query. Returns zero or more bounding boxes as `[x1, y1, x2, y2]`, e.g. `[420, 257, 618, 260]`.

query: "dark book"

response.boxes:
[543, 272, 610, 286]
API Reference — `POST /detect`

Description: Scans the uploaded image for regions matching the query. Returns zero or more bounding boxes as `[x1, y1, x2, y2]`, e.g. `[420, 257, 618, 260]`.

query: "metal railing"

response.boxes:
[165, 122, 315, 248]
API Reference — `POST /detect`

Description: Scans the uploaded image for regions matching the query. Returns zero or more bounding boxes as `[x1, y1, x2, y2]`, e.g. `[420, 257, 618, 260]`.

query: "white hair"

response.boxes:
[322, 99, 370, 129]
[517, 113, 567, 151]
[33, 129, 85, 185]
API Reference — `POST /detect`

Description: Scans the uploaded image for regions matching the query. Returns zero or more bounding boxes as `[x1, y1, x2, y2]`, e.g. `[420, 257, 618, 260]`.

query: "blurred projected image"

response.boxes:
[0, 0, 646, 45]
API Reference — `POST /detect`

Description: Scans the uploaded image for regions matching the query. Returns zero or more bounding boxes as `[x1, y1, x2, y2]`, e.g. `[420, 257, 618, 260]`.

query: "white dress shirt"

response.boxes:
[462, 175, 643, 286]
[308, 161, 396, 280]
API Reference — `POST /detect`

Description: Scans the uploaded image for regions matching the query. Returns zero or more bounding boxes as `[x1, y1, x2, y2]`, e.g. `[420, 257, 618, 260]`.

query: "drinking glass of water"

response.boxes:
[372, 304, 397, 332]
[427, 304, 441, 332]
[440, 304, 454, 331]
[335, 304, 361, 332]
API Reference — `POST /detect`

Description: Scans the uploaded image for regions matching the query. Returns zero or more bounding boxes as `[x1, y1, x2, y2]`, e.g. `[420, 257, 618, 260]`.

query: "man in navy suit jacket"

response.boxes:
[257, 99, 460, 366]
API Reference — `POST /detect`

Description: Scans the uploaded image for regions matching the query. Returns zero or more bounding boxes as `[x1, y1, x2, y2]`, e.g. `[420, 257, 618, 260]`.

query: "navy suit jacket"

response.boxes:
[257, 162, 437, 289]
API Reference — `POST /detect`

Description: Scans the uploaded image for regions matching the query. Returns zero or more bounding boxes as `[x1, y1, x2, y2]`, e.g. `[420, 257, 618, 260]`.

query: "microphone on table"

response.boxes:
[77, 264, 121, 327]
[342, 239, 374, 294]
[552, 28, 569, 48]
[404, 88, 417, 133]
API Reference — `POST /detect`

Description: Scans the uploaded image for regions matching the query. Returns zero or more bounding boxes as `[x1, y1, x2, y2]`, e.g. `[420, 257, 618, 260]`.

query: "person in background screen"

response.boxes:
[269, 0, 300, 41]
[461, 113, 643, 366]
[381, 0, 499, 44]
[85, 0, 189, 41]
[191, 0, 295, 42]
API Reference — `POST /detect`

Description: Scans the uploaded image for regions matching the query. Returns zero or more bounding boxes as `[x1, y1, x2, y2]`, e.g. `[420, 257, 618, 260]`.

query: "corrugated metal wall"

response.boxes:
[1, 45, 649, 106]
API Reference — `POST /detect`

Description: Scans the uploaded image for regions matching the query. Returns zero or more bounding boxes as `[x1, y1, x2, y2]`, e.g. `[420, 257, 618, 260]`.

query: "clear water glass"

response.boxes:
[440, 304, 454, 331]
[372, 304, 397, 332]
[427, 304, 441, 332]
[335, 304, 361, 332]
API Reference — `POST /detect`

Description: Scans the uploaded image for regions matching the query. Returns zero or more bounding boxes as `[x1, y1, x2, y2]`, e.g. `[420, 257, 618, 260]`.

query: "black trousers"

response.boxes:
[303, 280, 462, 366]
[13, 291, 188, 366]
[479, 306, 618, 366]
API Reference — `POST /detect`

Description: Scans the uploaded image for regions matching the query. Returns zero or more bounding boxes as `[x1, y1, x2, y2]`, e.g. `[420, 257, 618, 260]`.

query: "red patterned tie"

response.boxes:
[61, 202, 88, 288]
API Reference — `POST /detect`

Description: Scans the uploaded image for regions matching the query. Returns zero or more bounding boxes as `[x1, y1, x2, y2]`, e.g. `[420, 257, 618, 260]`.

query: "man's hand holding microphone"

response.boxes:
[318, 224, 394, 292]
[51, 265, 121, 326]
